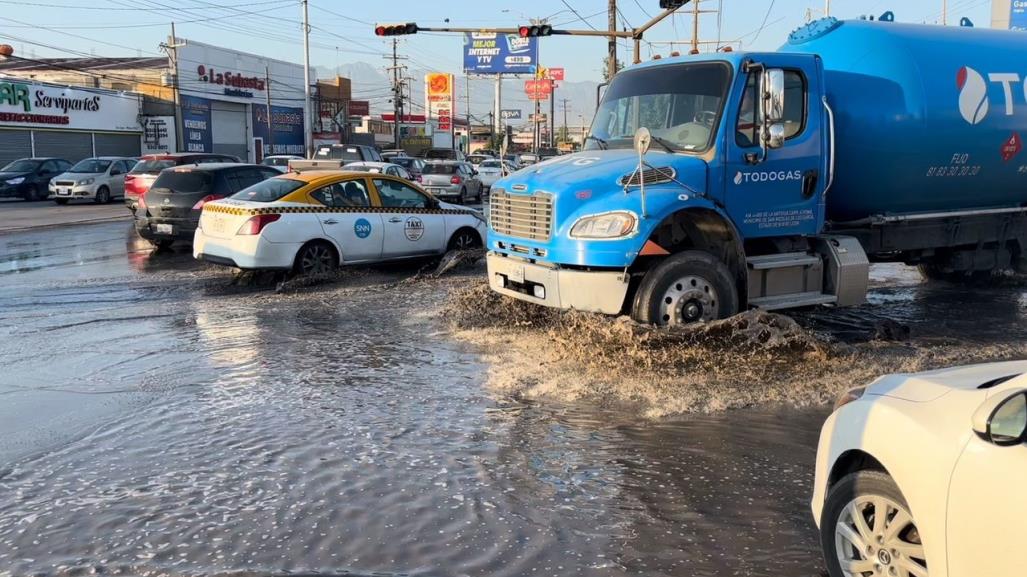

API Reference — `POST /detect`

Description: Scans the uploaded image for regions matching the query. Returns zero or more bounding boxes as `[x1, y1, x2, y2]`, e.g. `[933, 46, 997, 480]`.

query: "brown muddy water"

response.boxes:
[0, 222, 1025, 577]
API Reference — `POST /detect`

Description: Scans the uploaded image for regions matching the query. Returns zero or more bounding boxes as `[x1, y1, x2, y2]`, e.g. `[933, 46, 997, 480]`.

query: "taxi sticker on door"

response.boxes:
[404, 217, 424, 241]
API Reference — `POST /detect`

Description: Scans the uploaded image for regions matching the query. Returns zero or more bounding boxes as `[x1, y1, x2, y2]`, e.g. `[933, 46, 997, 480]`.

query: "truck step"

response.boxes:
[746, 252, 821, 270]
[748, 291, 838, 311]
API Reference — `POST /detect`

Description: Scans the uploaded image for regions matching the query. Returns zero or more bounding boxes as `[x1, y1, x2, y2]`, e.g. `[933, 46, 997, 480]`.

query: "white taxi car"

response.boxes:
[193, 170, 486, 274]
[814, 361, 1027, 577]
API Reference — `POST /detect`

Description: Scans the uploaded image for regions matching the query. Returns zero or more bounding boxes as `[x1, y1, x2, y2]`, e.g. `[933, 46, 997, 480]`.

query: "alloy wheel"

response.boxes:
[835, 495, 927, 577]
[300, 244, 334, 275]
[452, 232, 478, 250]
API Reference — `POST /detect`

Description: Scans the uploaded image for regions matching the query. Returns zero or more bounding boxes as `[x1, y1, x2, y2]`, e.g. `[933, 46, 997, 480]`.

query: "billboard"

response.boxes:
[500, 109, 522, 120]
[251, 104, 305, 155]
[463, 32, 538, 75]
[1012, 1, 1027, 31]
[180, 94, 212, 153]
[524, 79, 553, 101]
[425, 73, 455, 131]
[0, 79, 141, 132]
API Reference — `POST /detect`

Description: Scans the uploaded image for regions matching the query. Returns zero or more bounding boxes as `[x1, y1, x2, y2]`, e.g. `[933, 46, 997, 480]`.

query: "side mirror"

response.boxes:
[765, 123, 786, 149]
[760, 68, 786, 124]
[972, 390, 1027, 446]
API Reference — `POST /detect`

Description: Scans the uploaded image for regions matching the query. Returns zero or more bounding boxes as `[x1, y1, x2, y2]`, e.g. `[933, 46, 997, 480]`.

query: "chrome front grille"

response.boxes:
[489, 188, 554, 241]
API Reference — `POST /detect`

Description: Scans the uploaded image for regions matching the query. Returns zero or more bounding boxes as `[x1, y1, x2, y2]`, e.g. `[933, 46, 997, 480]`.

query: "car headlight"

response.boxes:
[833, 385, 867, 411]
[569, 211, 637, 239]
[79, 178, 94, 186]
[6, 177, 24, 185]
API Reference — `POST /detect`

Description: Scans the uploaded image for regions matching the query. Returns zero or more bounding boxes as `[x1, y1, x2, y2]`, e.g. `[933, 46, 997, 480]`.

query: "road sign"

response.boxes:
[463, 32, 538, 74]
[530, 113, 547, 123]
[524, 79, 552, 101]
[500, 109, 522, 120]
[548, 67, 565, 81]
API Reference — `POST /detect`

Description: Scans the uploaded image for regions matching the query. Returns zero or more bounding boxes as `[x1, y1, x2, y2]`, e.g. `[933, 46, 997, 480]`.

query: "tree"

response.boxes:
[602, 56, 624, 82]
[556, 126, 570, 144]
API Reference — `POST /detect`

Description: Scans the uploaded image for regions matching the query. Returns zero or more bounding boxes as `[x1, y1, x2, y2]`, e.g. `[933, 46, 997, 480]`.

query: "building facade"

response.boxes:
[0, 77, 142, 165]
[173, 38, 312, 162]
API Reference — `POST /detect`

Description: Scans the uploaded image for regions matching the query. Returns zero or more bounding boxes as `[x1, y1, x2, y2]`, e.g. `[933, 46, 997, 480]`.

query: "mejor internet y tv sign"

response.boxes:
[0, 80, 140, 132]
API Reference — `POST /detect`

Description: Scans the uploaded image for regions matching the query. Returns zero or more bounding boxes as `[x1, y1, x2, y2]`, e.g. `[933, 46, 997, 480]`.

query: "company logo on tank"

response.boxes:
[957, 65, 1027, 126]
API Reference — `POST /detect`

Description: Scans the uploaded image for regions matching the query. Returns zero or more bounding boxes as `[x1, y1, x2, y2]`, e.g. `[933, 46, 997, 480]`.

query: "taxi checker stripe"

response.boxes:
[202, 204, 477, 217]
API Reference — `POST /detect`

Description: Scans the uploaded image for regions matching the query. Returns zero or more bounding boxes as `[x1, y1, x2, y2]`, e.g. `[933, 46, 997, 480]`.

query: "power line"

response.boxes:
[749, 0, 777, 45]
[559, 0, 600, 31]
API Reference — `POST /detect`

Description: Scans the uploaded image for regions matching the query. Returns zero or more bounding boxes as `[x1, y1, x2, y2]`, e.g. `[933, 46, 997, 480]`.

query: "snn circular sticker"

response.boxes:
[404, 216, 424, 241]
[354, 218, 372, 239]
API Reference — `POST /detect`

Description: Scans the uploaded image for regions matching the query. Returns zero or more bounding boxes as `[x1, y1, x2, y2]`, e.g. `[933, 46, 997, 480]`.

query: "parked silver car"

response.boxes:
[50, 157, 137, 205]
[420, 161, 482, 204]
[477, 159, 517, 191]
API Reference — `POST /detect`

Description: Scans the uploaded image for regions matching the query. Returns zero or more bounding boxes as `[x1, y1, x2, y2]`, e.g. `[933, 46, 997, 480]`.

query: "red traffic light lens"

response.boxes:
[375, 25, 386, 36]
[518, 26, 530, 38]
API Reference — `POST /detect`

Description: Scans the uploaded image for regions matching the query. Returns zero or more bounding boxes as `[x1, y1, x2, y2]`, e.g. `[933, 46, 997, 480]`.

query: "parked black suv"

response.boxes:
[0, 158, 72, 201]
[135, 163, 280, 248]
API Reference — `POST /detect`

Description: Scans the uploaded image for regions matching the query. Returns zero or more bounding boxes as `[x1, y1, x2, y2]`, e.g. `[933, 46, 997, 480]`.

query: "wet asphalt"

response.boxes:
[0, 218, 1024, 577]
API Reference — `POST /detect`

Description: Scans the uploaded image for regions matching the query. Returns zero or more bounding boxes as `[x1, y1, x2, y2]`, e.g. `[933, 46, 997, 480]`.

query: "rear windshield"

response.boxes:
[231, 177, 306, 202]
[467, 155, 489, 164]
[481, 160, 502, 168]
[149, 170, 214, 194]
[422, 163, 457, 175]
[424, 149, 454, 159]
[68, 159, 112, 173]
[131, 159, 176, 174]
[344, 164, 383, 174]
[315, 147, 361, 162]
[262, 157, 290, 167]
[391, 157, 416, 168]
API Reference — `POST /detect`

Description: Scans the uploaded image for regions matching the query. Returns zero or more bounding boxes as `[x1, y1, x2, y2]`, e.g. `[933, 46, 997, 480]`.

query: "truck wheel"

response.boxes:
[631, 250, 738, 326]
[918, 263, 992, 284]
[820, 471, 927, 577]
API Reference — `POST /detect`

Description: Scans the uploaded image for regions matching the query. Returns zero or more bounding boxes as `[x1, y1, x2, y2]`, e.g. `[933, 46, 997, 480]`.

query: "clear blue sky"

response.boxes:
[0, 0, 994, 88]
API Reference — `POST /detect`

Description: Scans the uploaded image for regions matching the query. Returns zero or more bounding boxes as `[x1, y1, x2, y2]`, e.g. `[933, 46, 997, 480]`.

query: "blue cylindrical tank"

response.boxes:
[780, 18, 1027, 222]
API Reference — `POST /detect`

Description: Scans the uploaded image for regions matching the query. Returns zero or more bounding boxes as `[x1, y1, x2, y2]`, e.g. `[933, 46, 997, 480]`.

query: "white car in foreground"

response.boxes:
[814, 361, 1027, 577]
[193, 170, 486, 274]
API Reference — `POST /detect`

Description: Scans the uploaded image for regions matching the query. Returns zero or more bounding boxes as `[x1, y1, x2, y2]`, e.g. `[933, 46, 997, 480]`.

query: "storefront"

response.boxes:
[175, 39, 311, 162]
[0, 78, 142, 166]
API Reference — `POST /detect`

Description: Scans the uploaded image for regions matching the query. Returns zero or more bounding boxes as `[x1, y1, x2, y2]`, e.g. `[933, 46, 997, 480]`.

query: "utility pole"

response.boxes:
[264, 65, 274, 156]
[549, 81, 555, 147]
[494, 74, 502, 148]
[607, 0, 617, 79]
[941, 0, 947, 25]
[560, 98, 570, 145]
[825, 0, 831, 16]
[163, 23, 185, 152]
[384, 39, 407, 150]
[301, 0, 312, 157]
[691, 0, 700, 53]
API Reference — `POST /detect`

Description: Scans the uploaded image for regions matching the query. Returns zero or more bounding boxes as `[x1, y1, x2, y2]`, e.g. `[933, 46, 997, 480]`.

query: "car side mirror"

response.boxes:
[972, 390, 1027, 446]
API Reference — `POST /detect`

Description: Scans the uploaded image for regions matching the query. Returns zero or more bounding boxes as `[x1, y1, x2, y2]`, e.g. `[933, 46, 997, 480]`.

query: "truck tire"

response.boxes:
[631, 250, 738, 326]
[918, 263, 991, 284]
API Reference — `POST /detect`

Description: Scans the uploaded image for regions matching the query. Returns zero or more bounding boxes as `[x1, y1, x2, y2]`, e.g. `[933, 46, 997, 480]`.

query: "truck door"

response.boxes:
[725, 54, 825, 239]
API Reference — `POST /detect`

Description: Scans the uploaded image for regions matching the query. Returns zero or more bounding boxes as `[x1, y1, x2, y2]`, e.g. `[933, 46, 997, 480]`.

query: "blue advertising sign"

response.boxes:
[463, 32, 538, 75]
[252, 104, 305, 155]
[1012, 1, 1027, 31]
[500, 109, 522, 120]
[180, 95, 212, 153]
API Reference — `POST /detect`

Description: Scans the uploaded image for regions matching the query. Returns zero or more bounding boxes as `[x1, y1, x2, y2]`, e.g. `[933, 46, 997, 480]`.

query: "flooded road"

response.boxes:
[1, 221, 1024, 576]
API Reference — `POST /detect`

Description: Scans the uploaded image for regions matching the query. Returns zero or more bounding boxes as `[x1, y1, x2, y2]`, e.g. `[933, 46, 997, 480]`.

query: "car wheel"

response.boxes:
[294, 241, 338, 276]
[459, 187, 467, 204]
[447, 228, 482, 251]
[631, 250, 738, 326]
[94, 186, 110, 204]
[821, 471, 929, 577]
[54, 198, 69, 205]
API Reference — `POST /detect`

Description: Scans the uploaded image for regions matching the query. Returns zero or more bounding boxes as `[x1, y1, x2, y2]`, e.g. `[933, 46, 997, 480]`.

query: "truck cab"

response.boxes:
[486, 51, 867, 326]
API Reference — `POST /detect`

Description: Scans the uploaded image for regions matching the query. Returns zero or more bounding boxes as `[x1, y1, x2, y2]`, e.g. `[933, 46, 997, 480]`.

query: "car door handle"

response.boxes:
[323, 219, 339, 225]
[389, 217, 402, 223]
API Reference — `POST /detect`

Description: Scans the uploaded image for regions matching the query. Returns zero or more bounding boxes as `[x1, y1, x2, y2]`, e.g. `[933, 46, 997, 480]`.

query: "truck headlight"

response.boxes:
[569, 211, 637, 239]
[6, 177, 24, 185]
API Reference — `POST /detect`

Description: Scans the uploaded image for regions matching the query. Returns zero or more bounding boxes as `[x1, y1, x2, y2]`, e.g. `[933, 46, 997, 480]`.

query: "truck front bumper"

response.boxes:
[486, 251, 630, 315]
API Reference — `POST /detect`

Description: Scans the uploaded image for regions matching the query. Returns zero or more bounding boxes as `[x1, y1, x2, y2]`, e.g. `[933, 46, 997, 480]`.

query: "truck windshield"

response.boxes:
[587, 62, 730, 153]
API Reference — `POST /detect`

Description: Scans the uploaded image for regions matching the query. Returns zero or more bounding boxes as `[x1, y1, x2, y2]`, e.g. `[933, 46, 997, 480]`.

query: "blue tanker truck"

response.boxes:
[486, 16, 1027, 326]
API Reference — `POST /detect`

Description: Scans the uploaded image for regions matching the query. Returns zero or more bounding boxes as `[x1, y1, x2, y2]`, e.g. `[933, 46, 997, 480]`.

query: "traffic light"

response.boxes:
[375, 22, 418, 36]
[518, 24, 553, 38]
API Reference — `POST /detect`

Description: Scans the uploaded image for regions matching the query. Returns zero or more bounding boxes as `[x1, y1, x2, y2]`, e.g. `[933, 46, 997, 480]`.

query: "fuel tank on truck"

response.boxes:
[780, 17, 1027, 222]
